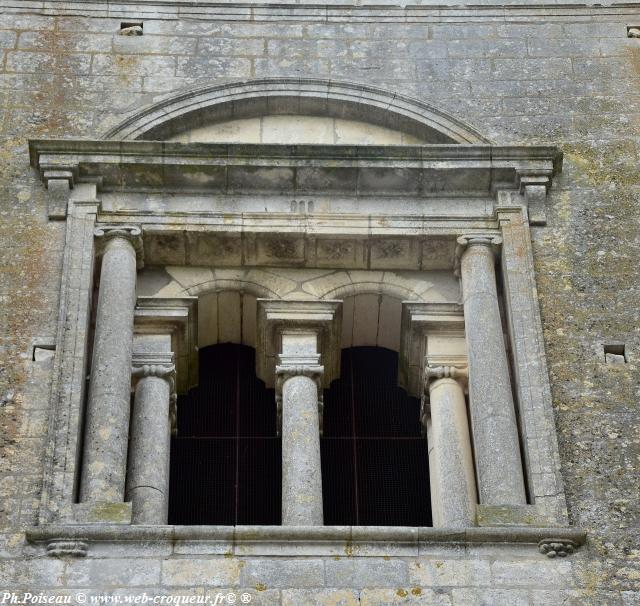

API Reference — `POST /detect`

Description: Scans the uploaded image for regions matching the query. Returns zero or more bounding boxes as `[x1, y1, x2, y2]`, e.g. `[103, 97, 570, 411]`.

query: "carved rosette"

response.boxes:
[538, 539, 577, 558]
[275, 364, 324, 436]
[420, 364, 469, 431]
[94, 224, 144, 265]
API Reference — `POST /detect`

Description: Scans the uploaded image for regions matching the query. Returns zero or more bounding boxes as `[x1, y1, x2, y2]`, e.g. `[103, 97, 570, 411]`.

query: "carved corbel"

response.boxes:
[538, 538, 577, 558]
[46, 538, 88, 558]
[518, 173, 552, 226]
[43, 170, 74, 220]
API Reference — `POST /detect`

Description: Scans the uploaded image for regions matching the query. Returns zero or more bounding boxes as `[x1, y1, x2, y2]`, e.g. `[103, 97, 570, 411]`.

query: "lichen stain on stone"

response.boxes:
[0, 216, 50, 472]
[628, 46, 640, 77]
[254, 583, 267, 592]
[410, 587, 422, 596]
[395, 588, 408, 597]
[563, 141, 640, 189]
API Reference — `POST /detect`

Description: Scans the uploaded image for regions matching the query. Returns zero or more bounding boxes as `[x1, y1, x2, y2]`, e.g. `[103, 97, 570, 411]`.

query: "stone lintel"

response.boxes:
[399, 302, 465, 398]
[256, 299, 341, 389]
[134, 297, 198, 394]
[476, 504, 555, 528]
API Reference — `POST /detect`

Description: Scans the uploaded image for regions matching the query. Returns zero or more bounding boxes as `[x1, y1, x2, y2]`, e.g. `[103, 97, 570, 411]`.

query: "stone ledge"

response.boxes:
[26, 525, 586, 558]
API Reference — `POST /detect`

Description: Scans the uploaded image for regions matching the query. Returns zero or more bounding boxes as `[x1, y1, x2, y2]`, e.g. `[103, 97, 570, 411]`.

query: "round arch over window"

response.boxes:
[103, 78, 491, 144]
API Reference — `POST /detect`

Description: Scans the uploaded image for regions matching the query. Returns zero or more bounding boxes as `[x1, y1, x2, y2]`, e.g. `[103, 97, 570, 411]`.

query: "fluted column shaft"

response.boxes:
[458, 235, 526, 505]
[424, 366, 477, 528]
[277, 366, 324, 526]
[126, 356, 175, 524]
[80, 226, 140, 503]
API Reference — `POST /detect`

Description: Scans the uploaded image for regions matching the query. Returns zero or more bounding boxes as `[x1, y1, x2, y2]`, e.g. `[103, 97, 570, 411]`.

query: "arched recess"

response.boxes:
[104, 78, 490, 144]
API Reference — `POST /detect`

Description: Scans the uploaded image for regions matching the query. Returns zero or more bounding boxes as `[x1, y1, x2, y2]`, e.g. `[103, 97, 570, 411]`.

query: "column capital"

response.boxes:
[94, 224, 144, 265]
[420, 360, 468, 429]
[456, 234, 503, 248]
[426, 363, 469, 385]
[131, 351, 177, 433]
[455, 234, 502, 277]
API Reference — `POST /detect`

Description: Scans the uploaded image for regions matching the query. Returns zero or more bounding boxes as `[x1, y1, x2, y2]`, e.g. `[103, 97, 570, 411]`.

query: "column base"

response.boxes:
[64, 501, 132, 525]
[476, 504, 553, 527]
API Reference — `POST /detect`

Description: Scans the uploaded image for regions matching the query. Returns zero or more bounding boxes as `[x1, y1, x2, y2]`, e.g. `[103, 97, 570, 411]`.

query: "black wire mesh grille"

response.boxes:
[168, 344, 281, 525]
[322, 347, 432, 526]
[168, 344, 431, 526]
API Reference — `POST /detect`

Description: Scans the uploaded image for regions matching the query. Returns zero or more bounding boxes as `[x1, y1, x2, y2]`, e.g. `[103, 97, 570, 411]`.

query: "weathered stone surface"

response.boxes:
[0, 2, 638, 603]
[241, 559, 325, 588]
[162, 558, 241, 586]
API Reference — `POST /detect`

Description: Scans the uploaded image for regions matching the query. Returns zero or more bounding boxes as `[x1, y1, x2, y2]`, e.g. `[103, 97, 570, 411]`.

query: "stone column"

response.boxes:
[276, 331, 324, 526]
[422, 364, 477, 528]
[457, 235, 527, 505]
[126, 352, 175, 524]
[80, 226, 142, 504]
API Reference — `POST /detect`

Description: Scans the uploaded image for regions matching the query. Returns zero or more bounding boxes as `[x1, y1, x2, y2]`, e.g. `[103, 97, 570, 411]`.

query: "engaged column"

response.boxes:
[80, 225, 141, 504]
[457, 235, 527, 505]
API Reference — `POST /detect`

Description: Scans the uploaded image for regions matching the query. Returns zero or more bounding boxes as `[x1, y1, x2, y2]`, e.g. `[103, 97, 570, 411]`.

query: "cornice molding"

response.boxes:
[29, 140, 562, 201]
[4, 1, 637, 20]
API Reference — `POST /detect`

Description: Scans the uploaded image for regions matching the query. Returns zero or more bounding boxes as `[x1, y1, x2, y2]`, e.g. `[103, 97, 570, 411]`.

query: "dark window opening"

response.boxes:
[168, 344, 281, 525]
[169, 344, 431, 526]
[322, 347, 432, 526]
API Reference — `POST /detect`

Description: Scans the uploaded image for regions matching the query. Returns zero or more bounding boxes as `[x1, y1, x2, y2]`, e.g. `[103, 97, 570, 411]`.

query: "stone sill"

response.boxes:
[26, 525, 586, 558]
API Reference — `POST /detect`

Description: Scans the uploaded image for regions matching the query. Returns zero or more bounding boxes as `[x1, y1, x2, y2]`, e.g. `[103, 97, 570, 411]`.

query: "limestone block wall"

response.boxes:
[0, 2, 638, 604]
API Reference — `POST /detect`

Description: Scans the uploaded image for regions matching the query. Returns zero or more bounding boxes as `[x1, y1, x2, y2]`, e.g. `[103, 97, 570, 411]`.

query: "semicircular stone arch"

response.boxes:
[104, 78, 490, 144]
[137, 267, 459, 351]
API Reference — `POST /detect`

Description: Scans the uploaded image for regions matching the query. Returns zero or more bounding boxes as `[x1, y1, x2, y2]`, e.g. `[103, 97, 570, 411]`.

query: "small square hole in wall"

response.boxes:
[119, 22, 143, 36]
[33, 344, 56, 362]
[627, 26, 640, 38]
[603, 343, 627, 364]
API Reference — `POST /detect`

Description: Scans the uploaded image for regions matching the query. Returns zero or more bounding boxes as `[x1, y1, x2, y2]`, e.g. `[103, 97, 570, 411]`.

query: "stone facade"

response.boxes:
[0, 2, 639, 605]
